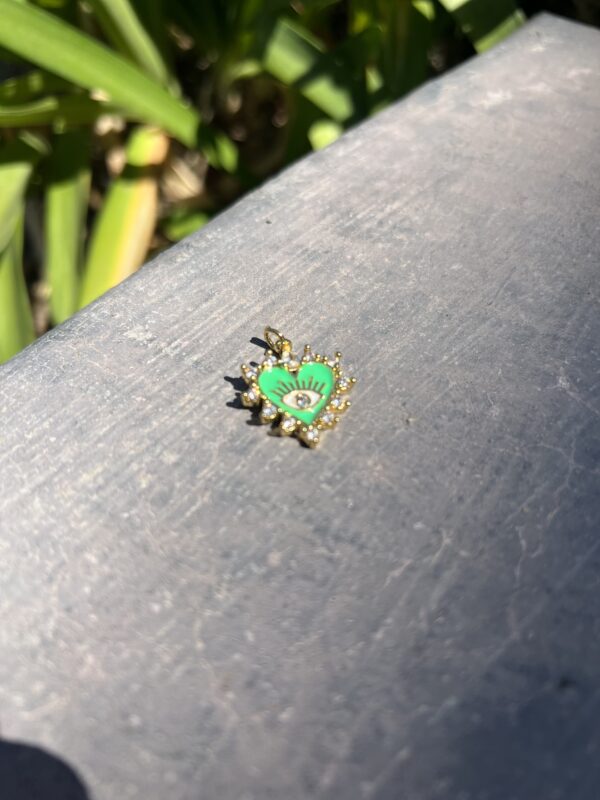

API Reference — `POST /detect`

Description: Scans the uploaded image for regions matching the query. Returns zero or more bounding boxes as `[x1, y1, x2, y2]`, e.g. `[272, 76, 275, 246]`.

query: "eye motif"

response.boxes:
[281, 388, 322, 410]
[271, 374, 329, 413]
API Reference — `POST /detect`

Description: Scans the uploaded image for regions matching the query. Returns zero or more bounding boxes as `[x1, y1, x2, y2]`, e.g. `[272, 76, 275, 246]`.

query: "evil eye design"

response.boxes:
[281, 388, 322, 410]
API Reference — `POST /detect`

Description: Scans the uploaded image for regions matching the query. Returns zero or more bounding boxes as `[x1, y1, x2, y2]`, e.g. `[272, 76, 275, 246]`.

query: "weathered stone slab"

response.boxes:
[1, 14, 599, 800]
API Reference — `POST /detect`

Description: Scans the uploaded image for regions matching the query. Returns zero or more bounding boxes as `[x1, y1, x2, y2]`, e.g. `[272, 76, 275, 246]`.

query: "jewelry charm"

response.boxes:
[238, 326, 356, 448]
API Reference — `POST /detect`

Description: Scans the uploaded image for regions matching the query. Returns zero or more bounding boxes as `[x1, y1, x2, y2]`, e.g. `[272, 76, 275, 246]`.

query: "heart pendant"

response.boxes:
[238, 327, 356, 448]
[258, 362, 335, 425]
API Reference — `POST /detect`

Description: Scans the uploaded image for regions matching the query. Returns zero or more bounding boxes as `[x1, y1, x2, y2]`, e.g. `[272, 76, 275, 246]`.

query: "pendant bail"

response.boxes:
[264, 326, 292, 354]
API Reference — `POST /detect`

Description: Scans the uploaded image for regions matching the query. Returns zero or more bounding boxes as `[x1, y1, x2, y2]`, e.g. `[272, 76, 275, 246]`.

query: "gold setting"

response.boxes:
[238, 326, 356, 448]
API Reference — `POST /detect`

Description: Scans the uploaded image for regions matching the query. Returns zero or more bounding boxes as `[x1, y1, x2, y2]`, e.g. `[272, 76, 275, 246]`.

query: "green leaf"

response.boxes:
[161, 208, 210, 242]
[0, 69, 71, 103]
[0, 133, 47, 254]
[0, 0, 200, 146]
[0, 94, 116, 127]
[0, 213, 34, 364]
[79, 126, 169, 308]
[223, 58, 263, 83]
[365, 65, 384, 96]
[86, 0, 175, 89]
[438, 0, 525, 52]
[263, 18, 355, 122]
[198, 127, 239, 173]
[308, 119, 342, 150]
[475, 10, 525, 52]
[134, 0, 171, 55]
[413, 0, 436, 21]
[45, 129, 90, 324]
[395, 1, 435, 96]
[368, 1, 432, 100]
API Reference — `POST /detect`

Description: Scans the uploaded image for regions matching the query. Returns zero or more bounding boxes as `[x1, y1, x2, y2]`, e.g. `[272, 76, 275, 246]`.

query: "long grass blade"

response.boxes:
[79, 125, 169, 308]
[263, 18, 355, 122]
[0, 0, 200, 146]
[86, 0, 175, 89]
[0, 213, 34, 364]
[45, 129, 90, 324]
[0, 133, 47, 253]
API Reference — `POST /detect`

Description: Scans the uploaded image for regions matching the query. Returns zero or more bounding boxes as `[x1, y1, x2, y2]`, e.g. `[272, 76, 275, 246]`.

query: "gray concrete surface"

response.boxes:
[1, 13, 600, 800]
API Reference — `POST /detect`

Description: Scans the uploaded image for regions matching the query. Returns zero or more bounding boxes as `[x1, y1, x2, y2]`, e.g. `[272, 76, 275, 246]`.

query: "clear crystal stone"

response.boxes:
[261, 404, 277, 419]
[306, 429, 319, 441]
[330, 396, 342, 408]
[337, 378, 350, 391]
[280, 352, 300, 369]
[295, 392, 311, 409]
[262, 354, 277, 369]
[319, 412, 334, 425]
[281, 417, 296, 431]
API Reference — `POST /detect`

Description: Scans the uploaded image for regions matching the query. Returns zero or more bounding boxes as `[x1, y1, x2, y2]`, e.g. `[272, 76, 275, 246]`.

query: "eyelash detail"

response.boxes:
[271, 375, 327, 399]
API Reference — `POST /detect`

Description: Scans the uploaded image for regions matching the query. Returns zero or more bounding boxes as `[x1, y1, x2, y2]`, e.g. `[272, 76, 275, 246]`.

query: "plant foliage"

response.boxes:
[0, 0, 528, 361]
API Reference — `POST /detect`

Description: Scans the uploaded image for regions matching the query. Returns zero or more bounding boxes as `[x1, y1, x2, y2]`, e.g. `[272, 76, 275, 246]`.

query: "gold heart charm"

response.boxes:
[238, 327, 356, 447]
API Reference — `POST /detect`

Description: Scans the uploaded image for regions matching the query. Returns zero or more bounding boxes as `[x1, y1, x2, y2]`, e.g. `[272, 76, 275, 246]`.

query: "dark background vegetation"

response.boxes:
[0, 0, 598, 362]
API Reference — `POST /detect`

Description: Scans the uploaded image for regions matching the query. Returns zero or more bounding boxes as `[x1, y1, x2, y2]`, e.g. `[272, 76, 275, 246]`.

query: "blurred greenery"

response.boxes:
[0, 0, 597, 362]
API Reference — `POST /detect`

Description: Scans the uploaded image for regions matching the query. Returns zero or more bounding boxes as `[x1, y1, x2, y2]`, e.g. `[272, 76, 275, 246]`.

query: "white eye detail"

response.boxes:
[281, 388, 322, 410]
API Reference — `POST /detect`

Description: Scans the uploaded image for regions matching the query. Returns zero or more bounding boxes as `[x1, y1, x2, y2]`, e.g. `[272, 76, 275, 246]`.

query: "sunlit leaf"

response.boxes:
[0, 213, 34, 363]
[413, 0, 436, 21]
[79, 125, 169, 308]
[198, 128, 238, 173]
[0, 0, 200, 146]
[476, 11, 525, 51]
[308, 119, 342, 150]
[45, 129, 90, 323]
[86, 0, 175, 89]
[161, 208, 210, 241]
[438, 0, 524, 52]
[223, 59, 262, 83]
[0, 133, 47, 253]
[263, 18, 355, 122]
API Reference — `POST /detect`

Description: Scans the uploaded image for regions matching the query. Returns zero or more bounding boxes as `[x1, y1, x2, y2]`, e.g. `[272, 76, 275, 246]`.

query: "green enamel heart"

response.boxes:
[258, 362, 335, 425]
